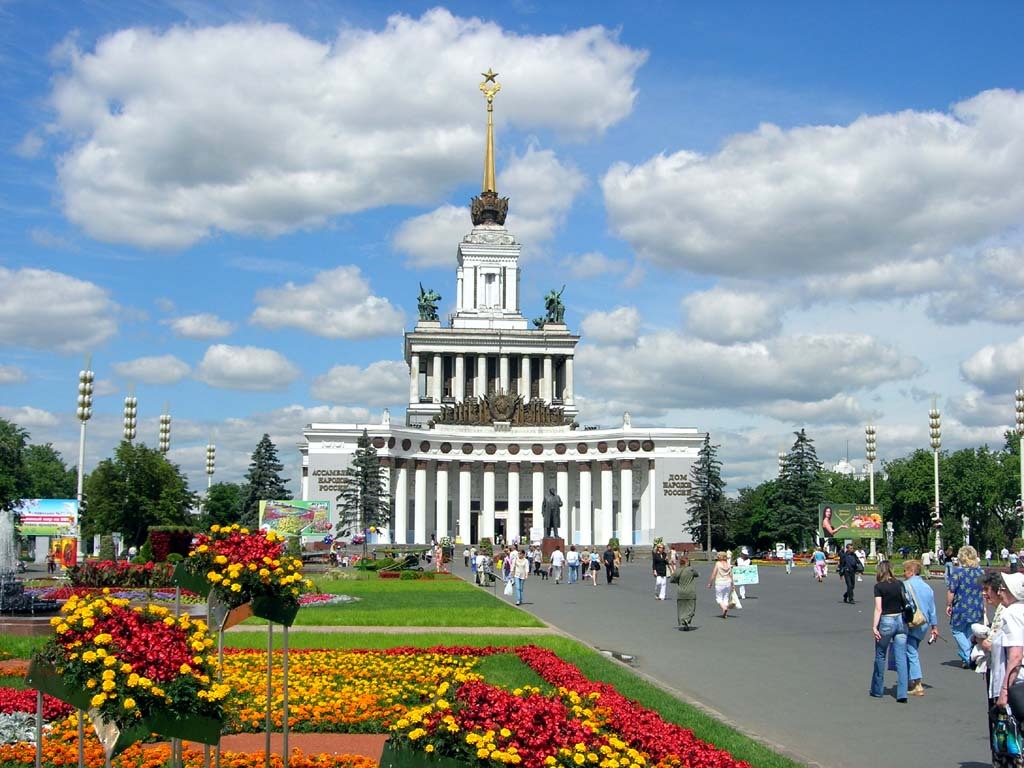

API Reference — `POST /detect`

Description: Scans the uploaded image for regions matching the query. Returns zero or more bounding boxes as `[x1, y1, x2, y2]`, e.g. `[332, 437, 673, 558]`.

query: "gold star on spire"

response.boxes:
[481, 68, 498, 82]
[478, 68, 501, 194]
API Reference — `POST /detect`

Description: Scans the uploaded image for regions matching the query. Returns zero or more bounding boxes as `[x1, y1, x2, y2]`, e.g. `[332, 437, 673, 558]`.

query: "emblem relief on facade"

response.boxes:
[430, 391, 575, 428]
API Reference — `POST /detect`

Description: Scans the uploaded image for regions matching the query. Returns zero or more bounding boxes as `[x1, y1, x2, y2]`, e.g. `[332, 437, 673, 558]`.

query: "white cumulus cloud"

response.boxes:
[392, 205, 467, 269]
[683, 287, 784, 343]
[311, 361, 409, 407]
[0, 365, 27, 385]
[0, 267, 117, 352]
[112, 355, 191, 384]
[960, 336, 1024, 394]
[603, 89, 1024, 278]
[0, 406, 59, 428]
[563, 252, 628, 280]
[251, 266, 404, 339]
[580, 307, 640, 345]
[195, 344, 300, 391]
[164, 313, 235, 339]
[49, 10, 644, 248]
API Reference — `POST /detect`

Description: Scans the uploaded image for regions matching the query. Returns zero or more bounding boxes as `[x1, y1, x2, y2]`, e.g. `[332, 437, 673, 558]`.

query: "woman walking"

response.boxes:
[871, 561, 909, 702]
[983, 571, 1024, 766]
[653, 543, 669, 600]
[707, 551, 734, 619]
[812, 546, 827, 582]
[588, 547, 601, 586]
[947, 545, 985, 668]
[511, 548, 529, 606]
[670, 556, 699, 630]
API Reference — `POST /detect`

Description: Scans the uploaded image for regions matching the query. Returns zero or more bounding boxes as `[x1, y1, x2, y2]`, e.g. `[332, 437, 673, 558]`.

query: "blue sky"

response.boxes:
[2, 1, 1024, 495]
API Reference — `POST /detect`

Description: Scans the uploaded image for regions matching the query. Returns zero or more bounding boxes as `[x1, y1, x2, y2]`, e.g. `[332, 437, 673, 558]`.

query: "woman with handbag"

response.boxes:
[871, 560, 910, 702]
[990, 572, 1024, 766]
[707, 551, 734, 619]
[901, 560, 939, 696]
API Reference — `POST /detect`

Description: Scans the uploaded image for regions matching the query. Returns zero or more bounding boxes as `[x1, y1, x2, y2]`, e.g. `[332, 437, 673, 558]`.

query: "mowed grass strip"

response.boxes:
[247, 573, 545, 627]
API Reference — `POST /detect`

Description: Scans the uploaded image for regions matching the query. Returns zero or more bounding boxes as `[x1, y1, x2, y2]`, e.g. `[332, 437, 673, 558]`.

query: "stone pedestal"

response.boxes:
[541, 537, 564, 562]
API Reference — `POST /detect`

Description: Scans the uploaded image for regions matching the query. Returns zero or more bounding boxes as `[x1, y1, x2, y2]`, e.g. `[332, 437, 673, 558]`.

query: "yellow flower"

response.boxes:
[122, 698, 136, 710]
[425, 744, 435, 753]
[90, 693, 106, 707]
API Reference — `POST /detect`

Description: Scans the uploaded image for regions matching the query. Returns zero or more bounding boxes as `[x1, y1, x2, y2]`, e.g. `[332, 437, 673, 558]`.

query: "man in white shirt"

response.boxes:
[550, 547, 565, 584]
[783, 546, 794, 574]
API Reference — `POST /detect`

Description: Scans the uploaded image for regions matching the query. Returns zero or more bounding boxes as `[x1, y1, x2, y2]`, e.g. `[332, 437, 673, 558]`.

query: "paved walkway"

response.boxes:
[447, 560, 990, 768]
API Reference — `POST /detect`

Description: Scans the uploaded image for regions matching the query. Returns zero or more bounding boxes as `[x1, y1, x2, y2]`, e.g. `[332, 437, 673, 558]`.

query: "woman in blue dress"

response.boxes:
[947, 545, 985, 668]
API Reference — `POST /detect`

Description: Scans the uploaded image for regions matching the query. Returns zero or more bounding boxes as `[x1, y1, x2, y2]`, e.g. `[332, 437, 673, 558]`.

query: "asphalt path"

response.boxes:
[460, 560, 991, 768]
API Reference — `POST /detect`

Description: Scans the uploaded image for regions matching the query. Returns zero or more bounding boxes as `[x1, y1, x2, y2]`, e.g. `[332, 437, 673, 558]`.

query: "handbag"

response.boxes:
[900, 584, 917, 624]
[904, 581, 928, 628]
[503, 580, 514, 597]
[1009, 685, 1024, 723]
[994, 707, 1024, 755]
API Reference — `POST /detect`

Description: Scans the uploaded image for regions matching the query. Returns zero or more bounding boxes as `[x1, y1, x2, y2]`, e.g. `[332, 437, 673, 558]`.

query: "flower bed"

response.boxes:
[67, 561, 177, 589]
[2, 644, 749, 768]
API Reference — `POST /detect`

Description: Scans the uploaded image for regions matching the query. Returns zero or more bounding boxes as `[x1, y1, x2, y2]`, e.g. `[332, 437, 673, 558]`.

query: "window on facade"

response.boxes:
[465, 357, 475, 398]
[510, 357, 520, 395]
[530, 357, 541, 399]
[443, 355, 454, 399]
[553, 358, 565, 403]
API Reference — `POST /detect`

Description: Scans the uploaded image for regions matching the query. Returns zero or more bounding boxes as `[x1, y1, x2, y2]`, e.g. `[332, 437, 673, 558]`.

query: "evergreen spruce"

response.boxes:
[775, 428, 825, 549]
[240, 434, 291, 528]
[687, 435, 729, 551]
[336, 430, 391, 540]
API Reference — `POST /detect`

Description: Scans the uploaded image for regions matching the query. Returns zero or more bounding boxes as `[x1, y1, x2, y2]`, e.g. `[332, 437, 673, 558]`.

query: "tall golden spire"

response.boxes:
[479, 68, 501, 194]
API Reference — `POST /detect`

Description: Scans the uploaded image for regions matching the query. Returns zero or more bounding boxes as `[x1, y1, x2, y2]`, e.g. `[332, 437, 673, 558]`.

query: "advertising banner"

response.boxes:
[15, 499, 77, 536]
[733, 564, 759, 586]
[818, 503, 883, 540]
[259, 500, 331, 540]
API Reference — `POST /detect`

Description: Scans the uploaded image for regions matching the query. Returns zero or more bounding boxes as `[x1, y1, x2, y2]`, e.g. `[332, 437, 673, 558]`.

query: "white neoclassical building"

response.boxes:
[300, 72, 705, 547]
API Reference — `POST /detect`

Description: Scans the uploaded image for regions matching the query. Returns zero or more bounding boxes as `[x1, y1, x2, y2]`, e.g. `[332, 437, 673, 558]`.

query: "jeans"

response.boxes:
[871, 614, 908, 699]
[906, 633, 923, 681]
[568, 564, 579, 584]
[514, 577, 525, 605]
[951, 620, 972, 664]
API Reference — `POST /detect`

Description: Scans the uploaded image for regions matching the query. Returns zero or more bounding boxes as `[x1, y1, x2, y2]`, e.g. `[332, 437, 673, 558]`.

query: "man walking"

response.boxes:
[839, 543, 862, 603]
[783, 545, 794, 574]
[550, 546, 565, 584]
[603, 544, 617, 584]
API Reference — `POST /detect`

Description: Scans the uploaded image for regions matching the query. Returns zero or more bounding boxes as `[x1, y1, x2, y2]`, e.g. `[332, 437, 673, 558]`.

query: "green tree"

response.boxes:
[879, 449, 936, 552]
[731, 481, 780, 550]
[336, 430, 391, 539]
[821, 470, 869, 504]
[775, 429, 825, 549]
[686, 435, 729, 551]
[0, 418, 29, 512]
[240, 434, 291, 528]
[200, 482, 245, 529]
[83, 442, 196, 548]
[22, 443, 77, 499]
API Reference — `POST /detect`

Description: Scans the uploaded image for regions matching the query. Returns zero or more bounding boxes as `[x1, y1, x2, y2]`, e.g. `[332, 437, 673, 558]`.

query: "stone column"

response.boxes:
[578, 461, 592, 546]
[432, 354, 442, 402]
[394, 460, 409, 545]
[619, 459, 634, 547]
[435, 461, 449, 540]
[379, 457, 393, 541]
[409, 353, 419, 404]
[482, 463, 496, 542]
[414, 460, 428, 545]
[532, 463, 545, 536]
[522, 355, 532, 400]
[543, 355, 553, 402]
[459, 462, 472, 544]
[565, 357, 575, 405]
[499, 355, 510, 393]
[647, 460, 657, 541]
[455, 355, 465, 401]
[507, 463, 521, 544]
[477, 354, 486, 397]
[556, 462, 569, 542]
[600, 461, 614, 545]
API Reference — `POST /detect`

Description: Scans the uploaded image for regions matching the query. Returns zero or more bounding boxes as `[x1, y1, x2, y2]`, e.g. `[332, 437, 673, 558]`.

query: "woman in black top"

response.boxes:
[871, 561, 909, 701]
[653, 544, 669, 600]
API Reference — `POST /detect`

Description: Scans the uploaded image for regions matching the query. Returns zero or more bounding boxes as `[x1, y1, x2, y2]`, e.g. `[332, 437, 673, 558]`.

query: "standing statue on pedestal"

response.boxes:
[418, 283, 441, 321]
[544, 285, 566, 323]
[542, 488, 562, 538]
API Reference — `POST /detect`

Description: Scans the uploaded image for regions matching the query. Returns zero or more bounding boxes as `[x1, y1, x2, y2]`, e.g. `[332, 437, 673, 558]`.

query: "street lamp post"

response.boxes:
[1015, 384, 1024, 539]
[929, 398, 943, 556]
[205, 443, 216, 490]
[865, 424, 877, 559]
[74, 362, 94, 562]
[158, 407, 171, 454]
[962, 515, 971, 548]
[123, 392, 137, 443]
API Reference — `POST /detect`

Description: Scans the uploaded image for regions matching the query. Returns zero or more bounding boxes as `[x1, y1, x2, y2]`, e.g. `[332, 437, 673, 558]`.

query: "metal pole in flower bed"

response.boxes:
[283, 624, 289, 764]
[265, 621, 272, 766]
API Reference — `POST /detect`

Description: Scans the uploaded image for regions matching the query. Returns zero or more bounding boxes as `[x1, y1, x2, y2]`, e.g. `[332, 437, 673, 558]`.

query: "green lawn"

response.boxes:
[239, 573, 545, 627]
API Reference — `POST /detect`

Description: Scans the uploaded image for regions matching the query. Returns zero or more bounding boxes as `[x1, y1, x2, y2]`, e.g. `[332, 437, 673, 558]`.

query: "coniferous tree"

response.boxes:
[687, 435, 729, 552]
[240, 434, 291, 528]
[336, 430, 390, 541]
[774, 428, 825, 549]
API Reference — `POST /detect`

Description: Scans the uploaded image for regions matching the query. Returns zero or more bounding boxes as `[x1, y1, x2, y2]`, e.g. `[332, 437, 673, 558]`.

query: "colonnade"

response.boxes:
[381, 457, 654, 547]
[408, 352, 574, 406]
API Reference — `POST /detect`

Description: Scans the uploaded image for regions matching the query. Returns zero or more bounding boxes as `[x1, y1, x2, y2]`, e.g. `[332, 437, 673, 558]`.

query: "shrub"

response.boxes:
[97, 535, 115, 561]
[147, 526, 195, 562]
[399, 570, 422, 580]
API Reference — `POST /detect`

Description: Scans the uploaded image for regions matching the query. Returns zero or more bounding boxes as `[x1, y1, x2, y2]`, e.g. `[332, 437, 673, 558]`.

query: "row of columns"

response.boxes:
[408, 352, 574, 405]
[383, 458, 649, 546]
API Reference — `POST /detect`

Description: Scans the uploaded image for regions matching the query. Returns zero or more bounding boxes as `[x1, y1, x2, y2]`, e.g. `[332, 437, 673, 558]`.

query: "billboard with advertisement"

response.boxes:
[818, 503, 883, 540]
[259, 500, 332, 540]
[15, 499, 77, 536]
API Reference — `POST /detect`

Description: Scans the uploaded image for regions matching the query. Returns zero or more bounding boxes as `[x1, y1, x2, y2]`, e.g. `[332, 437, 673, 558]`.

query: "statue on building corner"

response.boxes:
[418, 283, 441, 321]
[542, 488, 562, 538]
[544, 285, 566, 324]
